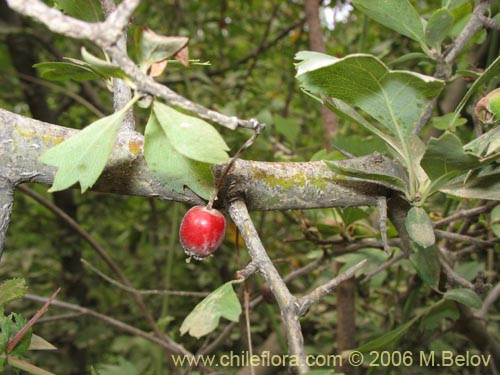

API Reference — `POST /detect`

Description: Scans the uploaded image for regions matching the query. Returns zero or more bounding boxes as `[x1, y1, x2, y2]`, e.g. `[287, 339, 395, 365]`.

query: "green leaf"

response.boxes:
[39, 99, 136, 192]
[136, 28, 188, 72]
[326, 152, 409, 193]
[81, 48, 129, 81]
[464, 126, 500, 159]
[351, 0, 425, 44]
[440, 168, 500, 200]
[444, 288, 482, 309]
[295, 52, 444, 140]
[0, 279, 28, 310]
[430, 113, 467, 131]
[492, 205, 500, 238]
[53, 0, 103, 22]
[143, 113, 215, 199]
[180, 281, 242, 339]
[410, 244, 440, 288]
[356, 316, 419, 352]
[405, 207, 435, 248]
[323, 98, 403, 157]
[420, 132, 479, 194]
[153, 102, 229, 164]
[425, 8, 454, 50]
[33, 61, 99, 81]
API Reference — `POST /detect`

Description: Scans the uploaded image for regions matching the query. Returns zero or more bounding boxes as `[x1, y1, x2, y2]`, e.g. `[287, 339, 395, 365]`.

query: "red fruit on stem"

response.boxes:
[179, 205, 226, 259]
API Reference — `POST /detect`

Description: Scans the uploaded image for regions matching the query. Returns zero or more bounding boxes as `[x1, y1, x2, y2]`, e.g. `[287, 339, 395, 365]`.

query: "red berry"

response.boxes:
[179, 205, 226, 259]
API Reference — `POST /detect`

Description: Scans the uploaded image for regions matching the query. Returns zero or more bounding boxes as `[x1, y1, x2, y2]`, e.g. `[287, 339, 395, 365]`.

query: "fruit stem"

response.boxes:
[206, 122, 263, 210]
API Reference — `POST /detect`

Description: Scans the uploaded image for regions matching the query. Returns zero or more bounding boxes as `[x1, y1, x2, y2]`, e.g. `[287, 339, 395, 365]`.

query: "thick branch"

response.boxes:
[0, 108, 384, 211]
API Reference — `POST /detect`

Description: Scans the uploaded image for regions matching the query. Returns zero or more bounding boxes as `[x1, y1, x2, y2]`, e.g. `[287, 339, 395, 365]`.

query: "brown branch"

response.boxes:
[434, 201, 498, 228]
[229, 199, 308, 374]
[16, 185, 183, 370]
[23, 294, 191, 356]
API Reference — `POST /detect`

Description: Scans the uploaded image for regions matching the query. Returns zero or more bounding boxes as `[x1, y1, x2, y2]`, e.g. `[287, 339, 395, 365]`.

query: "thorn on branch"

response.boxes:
[296, 258, 367, 317]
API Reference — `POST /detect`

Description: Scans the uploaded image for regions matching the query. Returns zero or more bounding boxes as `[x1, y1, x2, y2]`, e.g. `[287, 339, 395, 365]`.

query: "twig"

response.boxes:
[99, 0, 134, 132]
[413, 0, 491, 133]
[361, 251, 407, 283]
[439, 250, 475, 290]
[296, 259, 367, 316]
[435, 229, 497, 246]
[444, 0, 491, 65]
[5, 0, 138, 47]
[23, 294, 191, 356]
[479, 282, 500, 319]
[433, 202, 497, 227]
[479, 14, 500, 29]
[81, 258, 208, 297]
[207, 124, 263, 209]
[7, 288, 61, 353]
[229, 199, 309, 374]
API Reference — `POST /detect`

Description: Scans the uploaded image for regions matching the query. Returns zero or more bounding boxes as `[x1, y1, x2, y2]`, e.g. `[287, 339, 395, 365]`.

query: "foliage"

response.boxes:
[1, 0, 499, 374]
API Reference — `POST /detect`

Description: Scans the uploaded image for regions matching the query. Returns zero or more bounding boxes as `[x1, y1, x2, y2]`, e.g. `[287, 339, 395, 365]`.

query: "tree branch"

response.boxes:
[0, 108, 385, 210]
[23, 293, 192, 357]
[0, 177, 16, 259]
[296, 259, 367, 316]
[229, 199, 308, 374]
[6, 0, 138, 47]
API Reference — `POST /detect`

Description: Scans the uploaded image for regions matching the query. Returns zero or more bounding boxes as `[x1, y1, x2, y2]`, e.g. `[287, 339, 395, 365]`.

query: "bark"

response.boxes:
[0, 108, 387, 212]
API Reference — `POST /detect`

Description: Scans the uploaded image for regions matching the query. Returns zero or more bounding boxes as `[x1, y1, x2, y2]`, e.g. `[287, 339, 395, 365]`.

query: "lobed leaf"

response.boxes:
[143, 113, 215, 199]
[295, 52, 444, 140]
[39, 102, 133, 192]
[153, 102, 229, 164]
[180, 281, 241, 339]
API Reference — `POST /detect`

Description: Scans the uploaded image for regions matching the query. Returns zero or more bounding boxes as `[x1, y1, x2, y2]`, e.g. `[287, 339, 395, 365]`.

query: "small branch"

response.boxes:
[229, 199, 308, 374]
[444, 0, 490, 65]
[376, 196, 391, 254]
[23, 294, 191, 356]
[479, 14, 500, 29]
[479, 282, 500, 319]
[296, 259, 367, 316]
[361, 251, 407, 283]
[106, 45, 263, 131]
[81, 258, 208, 297]
[7, 288, 61, 353]
[439, 251, 475, 290]
[6, 0, 139, 48]
[434, 202, 497, 228]
[99, 0, 134, 132]
[16, 185, 177, 363]
[435, 229, 497, 246]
